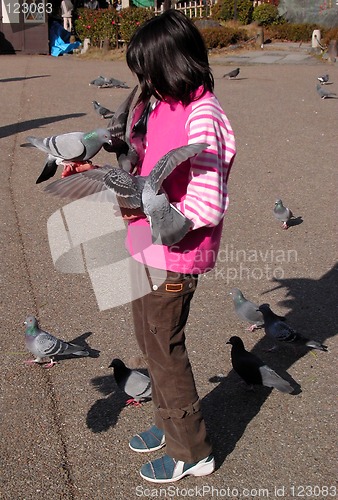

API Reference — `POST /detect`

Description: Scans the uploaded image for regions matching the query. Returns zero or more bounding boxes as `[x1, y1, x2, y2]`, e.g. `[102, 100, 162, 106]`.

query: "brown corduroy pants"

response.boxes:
[130, 259, 212, 462]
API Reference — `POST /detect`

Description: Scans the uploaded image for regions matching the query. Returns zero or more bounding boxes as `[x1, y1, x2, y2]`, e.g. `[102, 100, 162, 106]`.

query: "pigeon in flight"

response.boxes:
[109, 358, 152, 406]
[258, 304, 328, 352]
[317, 74, 329, 84]
[316, 83, 337, 99]
[22, 128, 112, 184]
[223, 68, 240, 79]
[229, 288, 265, 331]
[273, 199, 294, 229]
[227, 336, 294, 393]
[92, 100, 114, 119]
[45, 143, 208, 245]
[24, 315, 89, 368]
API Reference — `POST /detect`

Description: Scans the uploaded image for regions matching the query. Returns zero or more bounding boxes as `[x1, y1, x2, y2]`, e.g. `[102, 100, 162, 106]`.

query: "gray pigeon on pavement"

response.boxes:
[92, 100, 114, 119]
[223, 68, 240, 79]
[227, 336, 294, 393]
[317, 74, 329, 84]
[109, 358, 151, 406]
[316, 83, 337, 99]
[273, 199, 294, 229]
[22, 128, 112, 184]
[89, 76, 129, 88]
[45, 143, 208, 245]
[24, 315, 89, 368]
[229, 288, 265, 331]
[258, 304, 328, 352]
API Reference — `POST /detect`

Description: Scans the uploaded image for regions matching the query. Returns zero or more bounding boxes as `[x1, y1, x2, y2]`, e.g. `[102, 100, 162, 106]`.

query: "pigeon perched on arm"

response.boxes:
[317, 74, 329, 84]
[316, 83, 337, 99]
[229, 288, 265, 331]
[223, 68, 240, 79]
[24, 315, 89, 368]
[22, 128, 112, 184]
[45, 142, 208, 245]
[258, 304, 328, 352]
[109, 358, 151, 406]
[92, 100, 114, 119]
[226, 336, 294, 393]
[273, 199, 294, 229]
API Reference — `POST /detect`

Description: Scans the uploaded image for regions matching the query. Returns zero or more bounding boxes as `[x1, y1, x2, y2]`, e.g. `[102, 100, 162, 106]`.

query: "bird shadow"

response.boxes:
[288, 216, 303, 227]
[0, 113, 86, 139]
[54, 331, 100, 362]
[86, 367, 151, 433]
[203, 262, 337, 470]
[0, 75, 50, 83]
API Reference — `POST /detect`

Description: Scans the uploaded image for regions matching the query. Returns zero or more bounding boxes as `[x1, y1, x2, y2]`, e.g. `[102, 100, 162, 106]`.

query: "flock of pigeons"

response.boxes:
[22, 72, 329, 404]
[223, 67, 337, 100]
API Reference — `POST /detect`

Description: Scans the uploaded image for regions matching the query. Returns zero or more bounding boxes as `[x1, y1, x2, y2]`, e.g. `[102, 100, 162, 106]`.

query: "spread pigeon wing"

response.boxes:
[149, 142, 209, 194]
[103, 168, 142, 208]
[44, 166, 117, 202]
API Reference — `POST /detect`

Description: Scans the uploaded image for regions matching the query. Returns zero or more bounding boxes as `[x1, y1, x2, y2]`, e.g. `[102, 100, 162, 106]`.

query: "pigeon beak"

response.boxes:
[226, 340, 231, 345]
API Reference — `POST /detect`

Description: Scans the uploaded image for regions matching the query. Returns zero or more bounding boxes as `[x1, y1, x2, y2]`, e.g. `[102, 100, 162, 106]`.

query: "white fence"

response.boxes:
[154, 1, 215, 18]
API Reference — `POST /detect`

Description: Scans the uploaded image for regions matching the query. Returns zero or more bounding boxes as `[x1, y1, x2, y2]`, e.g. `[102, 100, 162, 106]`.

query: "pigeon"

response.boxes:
[257, 304, 328, 352]
[45, 142, 208, 245]
[223, 68, 240, 79]
[316, 83, 337, 99]
[273, 199, 294, 229]
[105, 86, 152, 174]
[109, 358, 151, 406]
[92, 100, 114, 119]
[229, 288, 265, 331]
[89, 76, 129, 88]
[22, 128, 112, 184]
[24, 315, 89, 368]
[227, 336, 294, 393]
[317, 74, 329, 84]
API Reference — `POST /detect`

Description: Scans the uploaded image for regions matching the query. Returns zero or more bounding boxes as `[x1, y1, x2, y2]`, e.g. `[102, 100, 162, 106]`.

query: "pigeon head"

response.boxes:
[109, 358, 126, 370]
[257, 303, 271, 314]
[24, 315, 38, 334]
[87, 128, 112, 146]
[229, 288, 243, 300]
[274, 199, 283, 208]
[226, 336, 245, 348]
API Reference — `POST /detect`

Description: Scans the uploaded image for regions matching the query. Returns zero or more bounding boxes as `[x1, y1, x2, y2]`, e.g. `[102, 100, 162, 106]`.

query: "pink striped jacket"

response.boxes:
[126, 88, 236, 274]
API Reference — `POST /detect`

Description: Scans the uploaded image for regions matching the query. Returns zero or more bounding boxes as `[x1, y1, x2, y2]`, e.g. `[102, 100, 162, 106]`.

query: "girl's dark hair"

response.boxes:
[126, 9, 214, 106]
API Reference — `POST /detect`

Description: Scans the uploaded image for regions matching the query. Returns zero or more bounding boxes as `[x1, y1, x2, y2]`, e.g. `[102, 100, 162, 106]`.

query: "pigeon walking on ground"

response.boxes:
[317, 74, 329, 84]
[223, 68, 240, 79]
[109, 358, 152, 406]
[24, 315, 89, 368]
[22, 128, 112, 183]
[258, 304, 328, 352]
[316, 83, 337, 99]
[92, 100, 114, 119]
[229, 288, 265, 331]
[273, 199, 294, 229]
[45, 142, 208, 245]
[227, 336, 294, 393]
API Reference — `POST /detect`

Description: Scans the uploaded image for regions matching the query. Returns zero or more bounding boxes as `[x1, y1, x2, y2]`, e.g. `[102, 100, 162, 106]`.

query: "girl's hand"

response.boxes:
[61, 161, 98, 178]
[114, 206, 146, 220]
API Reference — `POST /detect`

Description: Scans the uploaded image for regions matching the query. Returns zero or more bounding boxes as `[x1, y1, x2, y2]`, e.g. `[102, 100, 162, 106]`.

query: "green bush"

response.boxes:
[75, 7, 154, 47]
[118, 7, 154, 43]
[252, 3, 280, 26]
[212, 0, 253, 25]
[322, 27, 338, 45]
[200, 26, 248, 49]
[75, 8, 120, 47]
[267, 22, 323, 42]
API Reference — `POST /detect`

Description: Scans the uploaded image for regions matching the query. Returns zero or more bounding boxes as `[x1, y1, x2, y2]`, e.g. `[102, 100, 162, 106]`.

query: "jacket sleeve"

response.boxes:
[174, 100, 236, 230]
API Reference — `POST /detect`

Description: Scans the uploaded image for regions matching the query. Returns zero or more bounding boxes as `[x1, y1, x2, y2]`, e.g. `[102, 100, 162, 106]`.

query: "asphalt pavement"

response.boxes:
[1, 42, 337, 499]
